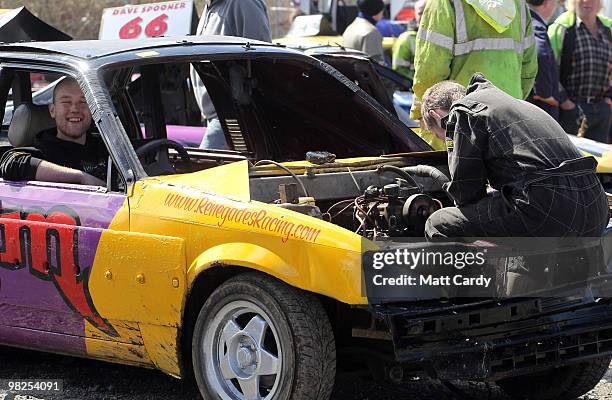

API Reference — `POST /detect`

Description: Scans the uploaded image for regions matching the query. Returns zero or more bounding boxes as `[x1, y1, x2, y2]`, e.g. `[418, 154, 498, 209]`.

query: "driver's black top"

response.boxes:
[0, 128, 107, 181]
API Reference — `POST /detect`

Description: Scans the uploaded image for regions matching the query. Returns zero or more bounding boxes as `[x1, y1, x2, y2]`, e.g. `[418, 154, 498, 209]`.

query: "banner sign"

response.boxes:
[99, 0, 193, 40]
[391, 0, 416, 21]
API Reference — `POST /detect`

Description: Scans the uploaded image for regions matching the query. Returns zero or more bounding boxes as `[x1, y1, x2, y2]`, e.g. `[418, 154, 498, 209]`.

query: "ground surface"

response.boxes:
[0, 346, 610, 400]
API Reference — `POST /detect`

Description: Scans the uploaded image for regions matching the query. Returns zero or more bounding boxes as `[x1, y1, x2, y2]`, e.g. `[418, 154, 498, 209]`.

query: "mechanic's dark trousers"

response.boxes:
[425, 158, 610, 238]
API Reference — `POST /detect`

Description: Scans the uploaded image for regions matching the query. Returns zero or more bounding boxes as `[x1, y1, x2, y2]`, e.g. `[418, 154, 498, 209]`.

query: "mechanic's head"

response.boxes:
[421, 80, 466, 140]
[415, 0, 427, 24]
[49, 77, 92, 144]
[358, 0, 385, 21]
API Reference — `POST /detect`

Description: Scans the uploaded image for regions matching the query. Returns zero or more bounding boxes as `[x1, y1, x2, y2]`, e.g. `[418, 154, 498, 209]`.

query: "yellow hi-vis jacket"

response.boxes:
[410, 0, 537, 150]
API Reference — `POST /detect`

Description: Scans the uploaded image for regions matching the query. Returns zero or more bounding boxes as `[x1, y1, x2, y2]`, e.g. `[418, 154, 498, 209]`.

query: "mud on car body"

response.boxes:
[0, 36, 610, 400]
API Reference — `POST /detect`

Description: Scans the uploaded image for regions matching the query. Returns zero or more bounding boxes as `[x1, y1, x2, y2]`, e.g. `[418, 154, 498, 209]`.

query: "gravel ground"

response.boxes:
[0, 346, 610, 400]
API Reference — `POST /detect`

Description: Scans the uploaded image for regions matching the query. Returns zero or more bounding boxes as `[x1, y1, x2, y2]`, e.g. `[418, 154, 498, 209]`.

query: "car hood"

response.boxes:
[199, 51, 431, 159]
[134, 159, 374, 255]
[150, 160, 252, 202]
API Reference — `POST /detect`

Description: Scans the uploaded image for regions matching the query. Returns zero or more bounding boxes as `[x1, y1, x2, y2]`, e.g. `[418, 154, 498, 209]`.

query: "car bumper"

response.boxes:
[368, 283, 612, 381]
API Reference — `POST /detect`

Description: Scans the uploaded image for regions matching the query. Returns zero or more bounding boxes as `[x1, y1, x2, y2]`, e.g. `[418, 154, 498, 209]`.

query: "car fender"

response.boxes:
[187, 238, 368, 305]
[188, 242, 300, 287]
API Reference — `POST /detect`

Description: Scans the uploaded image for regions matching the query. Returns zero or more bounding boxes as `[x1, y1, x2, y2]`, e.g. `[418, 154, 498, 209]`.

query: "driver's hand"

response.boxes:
[79, 171, 106, 187]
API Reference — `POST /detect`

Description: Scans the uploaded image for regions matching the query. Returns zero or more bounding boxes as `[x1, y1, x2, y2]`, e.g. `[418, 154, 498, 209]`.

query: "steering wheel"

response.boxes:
[136, 139, 192, 176]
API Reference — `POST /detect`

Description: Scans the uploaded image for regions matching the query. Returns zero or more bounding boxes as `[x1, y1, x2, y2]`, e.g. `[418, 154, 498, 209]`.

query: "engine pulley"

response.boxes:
[402, 194, 442, 234]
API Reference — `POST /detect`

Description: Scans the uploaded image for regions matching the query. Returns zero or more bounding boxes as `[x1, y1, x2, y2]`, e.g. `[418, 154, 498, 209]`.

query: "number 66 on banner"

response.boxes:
[119, 15, 168, 39]
[99, 0, 194, 40]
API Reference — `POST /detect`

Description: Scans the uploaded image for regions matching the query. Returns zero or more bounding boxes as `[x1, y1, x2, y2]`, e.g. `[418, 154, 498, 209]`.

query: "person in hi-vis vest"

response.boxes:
[411, 0, 537, 150]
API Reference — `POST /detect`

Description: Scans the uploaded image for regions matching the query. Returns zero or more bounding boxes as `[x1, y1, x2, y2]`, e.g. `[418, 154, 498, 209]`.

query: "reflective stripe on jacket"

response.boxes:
[410, 0, 537, 125]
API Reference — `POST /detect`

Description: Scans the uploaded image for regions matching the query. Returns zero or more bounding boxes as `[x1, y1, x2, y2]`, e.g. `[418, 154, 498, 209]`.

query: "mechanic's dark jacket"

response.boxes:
[445, 74, 597, 208]
[0, 128, 107, 181]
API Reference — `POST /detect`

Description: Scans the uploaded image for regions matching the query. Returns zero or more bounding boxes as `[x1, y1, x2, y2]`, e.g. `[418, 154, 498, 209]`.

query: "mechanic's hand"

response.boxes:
[79, 171, 106, 187]
[533, 95, 559, 107]
[560, 99, 576, 110]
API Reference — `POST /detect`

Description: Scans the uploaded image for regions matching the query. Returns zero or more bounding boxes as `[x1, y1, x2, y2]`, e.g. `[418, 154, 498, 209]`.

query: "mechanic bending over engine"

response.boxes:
[0, 77, 107, 186]
[422, 73, 609, 238]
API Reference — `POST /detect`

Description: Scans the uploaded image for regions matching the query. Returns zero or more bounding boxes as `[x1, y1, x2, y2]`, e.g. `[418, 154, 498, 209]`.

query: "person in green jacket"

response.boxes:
[410, 0, 538, 150]
[548, 0, 612, 143]
[392, 0, 427, 81]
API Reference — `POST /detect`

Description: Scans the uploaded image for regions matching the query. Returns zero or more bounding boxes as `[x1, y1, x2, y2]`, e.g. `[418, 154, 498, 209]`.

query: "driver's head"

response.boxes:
[49, 77, 92, 143]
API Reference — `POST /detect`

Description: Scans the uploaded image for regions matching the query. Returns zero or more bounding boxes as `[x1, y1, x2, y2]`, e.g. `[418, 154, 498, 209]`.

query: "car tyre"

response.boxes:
[192, 272, 336, 400]
[497, 355, 611, 400]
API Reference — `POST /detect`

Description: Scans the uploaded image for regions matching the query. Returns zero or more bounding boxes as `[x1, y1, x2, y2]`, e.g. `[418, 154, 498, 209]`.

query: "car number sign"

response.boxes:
[99, 0, 193, 40]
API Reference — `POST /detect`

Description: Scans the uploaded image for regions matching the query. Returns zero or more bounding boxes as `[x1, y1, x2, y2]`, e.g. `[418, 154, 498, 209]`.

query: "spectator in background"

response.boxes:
[549, 0, 612, 143]
[391, 0, 427, 81]
[527, 0, 560, 120]
[191, 0, 271, 149]
[410, 0, 537, 150]
[342, 0, 386, 64]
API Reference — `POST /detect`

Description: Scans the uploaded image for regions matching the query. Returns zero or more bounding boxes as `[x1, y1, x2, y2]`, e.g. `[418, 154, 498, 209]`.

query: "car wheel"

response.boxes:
[497, 355, 611, 400]
[192, 272, 336, 400]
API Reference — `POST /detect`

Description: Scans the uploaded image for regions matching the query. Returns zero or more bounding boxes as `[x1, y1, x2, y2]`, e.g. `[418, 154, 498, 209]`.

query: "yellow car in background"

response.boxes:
[275, 34, 397, 52]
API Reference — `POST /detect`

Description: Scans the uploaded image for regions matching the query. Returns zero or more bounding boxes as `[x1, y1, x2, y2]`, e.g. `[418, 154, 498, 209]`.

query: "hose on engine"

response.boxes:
[376, 165, 421, 190]
[402, 165, 450, 191]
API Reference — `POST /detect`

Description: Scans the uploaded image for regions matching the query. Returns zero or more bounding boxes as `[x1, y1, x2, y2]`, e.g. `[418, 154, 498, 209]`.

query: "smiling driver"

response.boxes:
[0, 77, 107, 186]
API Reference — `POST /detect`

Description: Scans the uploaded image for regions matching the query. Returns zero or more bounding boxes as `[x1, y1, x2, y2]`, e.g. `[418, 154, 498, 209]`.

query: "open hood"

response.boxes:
[0, 7, 72, 42]
[194, 53, 431, 161]
[306, 48, 400, 115]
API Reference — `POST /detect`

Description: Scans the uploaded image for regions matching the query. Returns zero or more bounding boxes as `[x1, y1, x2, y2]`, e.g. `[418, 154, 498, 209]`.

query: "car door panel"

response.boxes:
[0, 180, 126, 354]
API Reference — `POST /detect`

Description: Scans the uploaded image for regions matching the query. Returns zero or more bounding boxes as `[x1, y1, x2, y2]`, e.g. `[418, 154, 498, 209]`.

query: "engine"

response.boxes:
[250, 162, 451, 240]
[322, 165, 445, 239]
[355, 183, 442, 238]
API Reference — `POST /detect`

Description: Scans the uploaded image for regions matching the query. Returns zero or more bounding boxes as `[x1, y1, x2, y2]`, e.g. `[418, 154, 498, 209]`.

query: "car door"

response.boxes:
[0, 67, 130, 356]
[0, 181, 128, 355]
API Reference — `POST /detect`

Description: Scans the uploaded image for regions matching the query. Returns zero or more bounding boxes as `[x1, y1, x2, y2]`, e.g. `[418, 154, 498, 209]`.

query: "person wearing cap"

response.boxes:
[410, 0, 538, 150]
[391, 0, 427, 81]
[342, 0, 386, 64]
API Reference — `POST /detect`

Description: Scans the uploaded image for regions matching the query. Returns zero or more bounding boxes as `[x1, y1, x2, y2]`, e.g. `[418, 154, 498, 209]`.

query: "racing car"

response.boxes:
[0, 36, 611, 400]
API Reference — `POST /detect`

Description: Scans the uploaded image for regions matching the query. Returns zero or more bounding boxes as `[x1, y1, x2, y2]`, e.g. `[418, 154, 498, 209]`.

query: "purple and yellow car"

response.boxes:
[0, 37, 611, 400]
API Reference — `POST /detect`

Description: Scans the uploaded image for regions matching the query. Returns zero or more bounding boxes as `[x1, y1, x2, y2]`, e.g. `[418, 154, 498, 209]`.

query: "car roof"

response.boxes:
[0, 35, 285, 60]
